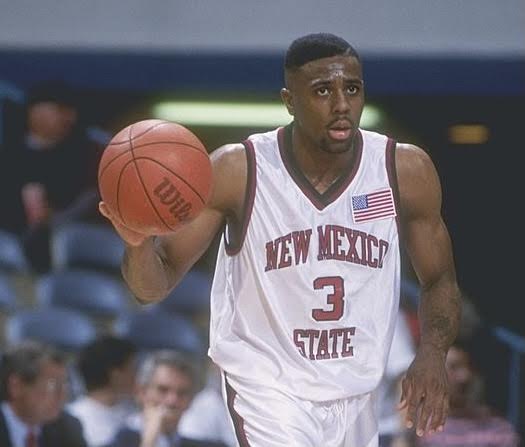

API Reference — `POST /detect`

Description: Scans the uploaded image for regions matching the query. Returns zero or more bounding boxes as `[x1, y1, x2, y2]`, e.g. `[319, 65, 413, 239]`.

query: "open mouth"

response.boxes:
[328, 126, 352, 141]
[328, 122, 352, 141]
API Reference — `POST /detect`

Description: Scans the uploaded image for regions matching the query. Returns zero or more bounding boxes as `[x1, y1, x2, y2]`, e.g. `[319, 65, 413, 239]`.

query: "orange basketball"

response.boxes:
[98, 119, 212, 235]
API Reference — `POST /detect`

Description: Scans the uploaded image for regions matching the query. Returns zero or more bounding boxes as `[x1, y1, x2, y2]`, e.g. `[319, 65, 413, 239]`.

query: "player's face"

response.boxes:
[281, 55, 364, 154]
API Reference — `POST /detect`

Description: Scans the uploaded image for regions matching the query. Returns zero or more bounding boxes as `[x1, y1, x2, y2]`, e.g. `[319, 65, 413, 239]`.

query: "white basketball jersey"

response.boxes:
[209, 125, 401, 401]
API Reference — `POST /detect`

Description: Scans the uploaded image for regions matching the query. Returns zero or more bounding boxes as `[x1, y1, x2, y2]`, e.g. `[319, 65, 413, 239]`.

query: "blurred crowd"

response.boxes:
[0, 79, 104, 273]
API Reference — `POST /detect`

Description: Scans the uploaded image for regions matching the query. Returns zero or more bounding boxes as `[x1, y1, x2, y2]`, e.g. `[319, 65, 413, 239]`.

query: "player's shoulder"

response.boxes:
[210, 143, 248, 173]
[395, 142, 441, 214]
[207, 143, 248, 214]
[395, 142, 436, 179]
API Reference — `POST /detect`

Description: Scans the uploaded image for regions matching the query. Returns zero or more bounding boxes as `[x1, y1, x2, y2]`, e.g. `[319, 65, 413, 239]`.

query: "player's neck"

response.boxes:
[290, 126, 358, 193]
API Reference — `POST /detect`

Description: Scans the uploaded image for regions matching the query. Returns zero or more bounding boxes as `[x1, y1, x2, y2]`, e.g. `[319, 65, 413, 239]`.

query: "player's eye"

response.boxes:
[347, 85, 359, 95]
[316, 87, 330, 96]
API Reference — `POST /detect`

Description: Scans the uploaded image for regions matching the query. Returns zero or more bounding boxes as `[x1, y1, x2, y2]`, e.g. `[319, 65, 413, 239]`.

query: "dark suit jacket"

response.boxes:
[0, 406, 87, 447]
[111, 426, 229, 447]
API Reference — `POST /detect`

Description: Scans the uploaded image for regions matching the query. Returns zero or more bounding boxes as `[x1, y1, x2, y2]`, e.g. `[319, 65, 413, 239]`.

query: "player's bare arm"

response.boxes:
[395, 143, 462, 437]
[103, 143, 248, 304]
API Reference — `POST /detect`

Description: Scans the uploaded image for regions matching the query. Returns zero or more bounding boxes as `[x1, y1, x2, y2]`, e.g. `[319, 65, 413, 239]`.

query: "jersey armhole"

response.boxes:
[224, 139, 257, 256]
[385, 138, 402, 238]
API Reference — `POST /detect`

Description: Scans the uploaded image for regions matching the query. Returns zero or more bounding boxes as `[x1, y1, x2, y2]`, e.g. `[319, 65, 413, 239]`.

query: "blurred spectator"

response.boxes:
[178, 361, 236, 447]
[111, 349, 227, 447]
[0, 340, 87, 447]
[415, 339, 520, 447]
[377, 309, 416, 447]
[68, 335, 138, 447]
[0, 79, 103, 272]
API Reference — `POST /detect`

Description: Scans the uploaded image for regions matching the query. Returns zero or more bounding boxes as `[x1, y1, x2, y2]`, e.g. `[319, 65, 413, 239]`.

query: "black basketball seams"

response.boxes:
[126, 127, 175, 232]
[98, 141, 207, 181]
[106, 121, 169, 145]
[132, 157, 207, 205]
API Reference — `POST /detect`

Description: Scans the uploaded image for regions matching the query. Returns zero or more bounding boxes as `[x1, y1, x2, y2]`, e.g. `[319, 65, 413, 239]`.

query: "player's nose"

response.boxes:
[332, 89, 351, 114]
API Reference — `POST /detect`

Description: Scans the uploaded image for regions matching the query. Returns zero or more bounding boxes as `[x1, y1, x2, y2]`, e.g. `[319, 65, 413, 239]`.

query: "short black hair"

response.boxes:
[77, 335, 137, 392]
[0, 340, 66, 401]
[285, 33, 360, 70]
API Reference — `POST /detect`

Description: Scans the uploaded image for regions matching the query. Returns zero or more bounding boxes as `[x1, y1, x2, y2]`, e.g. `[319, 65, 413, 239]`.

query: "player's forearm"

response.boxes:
[418, 275, 462, 353]
[121, 237, 174, 303]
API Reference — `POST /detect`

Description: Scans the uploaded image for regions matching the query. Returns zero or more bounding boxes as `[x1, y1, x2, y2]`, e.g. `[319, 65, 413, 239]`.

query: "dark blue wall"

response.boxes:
[0, 50, 523, 96]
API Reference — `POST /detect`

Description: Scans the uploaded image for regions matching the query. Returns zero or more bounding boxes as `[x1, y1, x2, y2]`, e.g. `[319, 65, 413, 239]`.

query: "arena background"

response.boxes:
[1, 0, 524, 435]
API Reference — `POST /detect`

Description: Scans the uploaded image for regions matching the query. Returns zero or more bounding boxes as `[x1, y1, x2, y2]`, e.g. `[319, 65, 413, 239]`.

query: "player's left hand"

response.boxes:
[398, 343, 449, 438]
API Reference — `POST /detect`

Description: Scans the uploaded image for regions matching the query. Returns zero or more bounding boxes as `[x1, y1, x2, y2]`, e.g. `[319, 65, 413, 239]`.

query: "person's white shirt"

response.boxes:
[67, 396, 135, 447]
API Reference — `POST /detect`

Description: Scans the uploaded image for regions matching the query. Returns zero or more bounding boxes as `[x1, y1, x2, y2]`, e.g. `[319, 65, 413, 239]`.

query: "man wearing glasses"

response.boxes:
[0, 340, 86, 447]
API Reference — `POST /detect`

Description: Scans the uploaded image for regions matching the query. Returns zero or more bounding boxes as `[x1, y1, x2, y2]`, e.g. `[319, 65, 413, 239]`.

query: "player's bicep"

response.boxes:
[397, 145, 456, 287]
[404, 215, 455, 288]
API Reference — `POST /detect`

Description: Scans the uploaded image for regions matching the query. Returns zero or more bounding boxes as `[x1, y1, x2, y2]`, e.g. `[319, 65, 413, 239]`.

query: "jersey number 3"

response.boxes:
[312, 276, 345, 321]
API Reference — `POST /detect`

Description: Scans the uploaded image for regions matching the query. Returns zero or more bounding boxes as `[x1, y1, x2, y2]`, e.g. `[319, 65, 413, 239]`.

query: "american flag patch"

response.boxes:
[351, 188, 396, 223]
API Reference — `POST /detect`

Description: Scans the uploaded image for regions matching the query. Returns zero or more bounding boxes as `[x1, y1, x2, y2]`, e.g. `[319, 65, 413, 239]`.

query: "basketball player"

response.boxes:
[100, 33, 462, 447]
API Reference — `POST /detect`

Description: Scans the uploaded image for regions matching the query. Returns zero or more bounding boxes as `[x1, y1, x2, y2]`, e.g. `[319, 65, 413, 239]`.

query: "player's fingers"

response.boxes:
[415, 393, 432, 437]
[99, 201, 148, 245]
[98, 201, 124, 226]
[434, 393, 449, 432]
[425, 398, 444, 435]
[403, 385, 420, 430]
[98, 201, 111, 219]
[397, 398, 407, 411]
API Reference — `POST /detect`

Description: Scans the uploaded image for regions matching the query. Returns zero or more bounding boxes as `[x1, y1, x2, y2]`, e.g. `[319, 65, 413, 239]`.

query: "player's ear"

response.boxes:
[280, 88, 294, 116]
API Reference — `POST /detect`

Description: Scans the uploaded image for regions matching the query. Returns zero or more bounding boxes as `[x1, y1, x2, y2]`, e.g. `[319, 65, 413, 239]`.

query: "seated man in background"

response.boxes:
[68, 335, 138, 447]
[111, 349, 227, 447]
[0, 340, 87, 447]
[0, 79, 103, 272]
[416, 339, 520, 447]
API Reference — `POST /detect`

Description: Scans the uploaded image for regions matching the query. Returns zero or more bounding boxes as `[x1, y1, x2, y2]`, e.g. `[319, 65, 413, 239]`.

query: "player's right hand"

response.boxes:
[98, 201, 149, 247]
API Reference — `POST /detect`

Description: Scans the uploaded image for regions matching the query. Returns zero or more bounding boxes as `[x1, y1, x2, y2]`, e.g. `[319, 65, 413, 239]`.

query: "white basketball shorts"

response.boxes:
[222, 372, 378, 447]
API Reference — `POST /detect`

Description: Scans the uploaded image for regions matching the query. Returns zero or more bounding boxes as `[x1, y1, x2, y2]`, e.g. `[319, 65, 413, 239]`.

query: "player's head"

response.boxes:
[281, 33, 364, 154]
[284, 33, 361, 70]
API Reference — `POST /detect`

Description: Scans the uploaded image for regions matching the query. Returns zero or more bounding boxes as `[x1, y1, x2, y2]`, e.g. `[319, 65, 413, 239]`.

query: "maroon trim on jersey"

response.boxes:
[385, 138, 402, 236]
[278, 124, 363, 210]
[225, 377, 252, 447]
[224, 139, 257, 256]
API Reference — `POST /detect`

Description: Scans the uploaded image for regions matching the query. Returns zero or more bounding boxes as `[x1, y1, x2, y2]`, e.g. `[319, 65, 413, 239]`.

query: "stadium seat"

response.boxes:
[156, 269, 212, 316]
[114, 309, 205, 357]
[0, 274, 18, 313]
[0, 229, 29, 273]
[35, 270, 130, 319]
[50, 222, 125, 274]
[5, 307, 97, 352]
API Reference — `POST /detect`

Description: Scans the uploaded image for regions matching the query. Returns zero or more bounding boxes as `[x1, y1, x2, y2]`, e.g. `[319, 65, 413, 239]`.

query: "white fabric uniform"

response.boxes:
[209, 126, 401, 446]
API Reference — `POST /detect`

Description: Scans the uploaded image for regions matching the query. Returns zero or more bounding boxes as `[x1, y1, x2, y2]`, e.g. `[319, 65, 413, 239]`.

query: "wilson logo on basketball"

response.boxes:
[153, 177, 192, 222]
